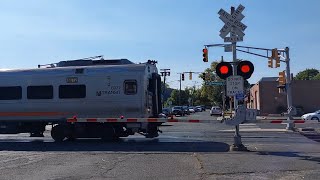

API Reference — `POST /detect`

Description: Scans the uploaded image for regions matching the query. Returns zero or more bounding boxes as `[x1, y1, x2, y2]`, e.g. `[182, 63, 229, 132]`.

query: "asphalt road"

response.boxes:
[0, 111, 320, 180]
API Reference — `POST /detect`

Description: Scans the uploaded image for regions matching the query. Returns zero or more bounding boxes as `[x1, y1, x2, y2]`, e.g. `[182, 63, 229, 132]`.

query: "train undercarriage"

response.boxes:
[0, 121, 162, 142]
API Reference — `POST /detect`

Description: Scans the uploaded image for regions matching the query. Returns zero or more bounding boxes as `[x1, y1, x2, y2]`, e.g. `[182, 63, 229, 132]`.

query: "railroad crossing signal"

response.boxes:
[278, 71, 286, 85]
[203, 48, 208, 62]
[237, 61, 254, 79]
[216, 61, 254, 80]
[215, 62, 233, 79]
[181, 73, 185, 81]
[189, 72, 192, 80]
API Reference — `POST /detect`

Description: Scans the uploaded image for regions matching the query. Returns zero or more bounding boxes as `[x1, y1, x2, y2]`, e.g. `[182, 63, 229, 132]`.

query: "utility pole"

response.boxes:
[160, 69, 170, 108]
[179, 74, 182, 106]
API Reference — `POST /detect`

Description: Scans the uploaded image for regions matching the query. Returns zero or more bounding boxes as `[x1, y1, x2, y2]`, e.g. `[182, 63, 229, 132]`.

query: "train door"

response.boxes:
[148, 73, 162, 117]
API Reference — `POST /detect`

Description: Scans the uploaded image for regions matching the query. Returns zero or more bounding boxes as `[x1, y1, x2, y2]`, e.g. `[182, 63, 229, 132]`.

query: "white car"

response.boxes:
[188, 107, 195, 113]
[301, 110, 320, 121]
[210, 106, 222, 116]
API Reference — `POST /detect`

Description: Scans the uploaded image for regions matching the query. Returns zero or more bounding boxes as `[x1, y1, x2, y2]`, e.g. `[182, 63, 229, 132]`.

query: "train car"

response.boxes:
[0, 59, 162, 141]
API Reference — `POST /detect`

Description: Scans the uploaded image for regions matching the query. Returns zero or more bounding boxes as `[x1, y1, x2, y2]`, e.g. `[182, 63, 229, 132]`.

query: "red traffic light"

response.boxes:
[237, 61, 254, 79]
[216, 62, 233, 79]
[202, 48, 208, 62]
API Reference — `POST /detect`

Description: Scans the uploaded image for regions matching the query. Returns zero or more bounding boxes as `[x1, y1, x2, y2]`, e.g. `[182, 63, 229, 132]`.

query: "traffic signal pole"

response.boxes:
[160, 69, 171, 108]
[179, 73, 182, 106]
[285, 47, 294, 130]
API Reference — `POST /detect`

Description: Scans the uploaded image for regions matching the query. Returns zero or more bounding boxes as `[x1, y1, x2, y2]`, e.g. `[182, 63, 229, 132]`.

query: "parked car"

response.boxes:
[162, 108, 172, 117]
[301, 110, 320, 121]
[172, 106, 185, 116]
[188, 107, 195, 113]
[195, 106, 203, 112]
[182, 106, 190, 115]
[210, 106, 222, 116]
[200, 105, 206, 111]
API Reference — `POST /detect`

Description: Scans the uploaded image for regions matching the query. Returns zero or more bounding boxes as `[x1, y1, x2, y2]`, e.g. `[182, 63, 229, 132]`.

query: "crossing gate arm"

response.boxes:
[66, 117, 216, 123]
[243, 119, 318, 124]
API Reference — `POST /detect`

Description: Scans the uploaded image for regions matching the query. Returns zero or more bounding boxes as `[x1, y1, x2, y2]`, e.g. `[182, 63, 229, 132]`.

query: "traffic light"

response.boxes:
[201, 73, 206, 80]
[203, 48, 208, 62]
[189, 72, 192, 80]
[268, 58, 273, 68]
[272, 48, 280, 68]
[237, 60, 254, 79]
[215, 62, 233, 79]
[278, 71, 286, 85]
[181, 73, 185, 81]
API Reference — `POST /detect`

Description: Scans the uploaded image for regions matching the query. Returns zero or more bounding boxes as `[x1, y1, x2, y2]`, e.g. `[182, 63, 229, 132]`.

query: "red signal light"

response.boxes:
[237, 61, 254, 79]
[202, 48, 208, 62]
[240, 65, 250, 73]
[216, 62, 233, 79]
[220, 65, 230, 74]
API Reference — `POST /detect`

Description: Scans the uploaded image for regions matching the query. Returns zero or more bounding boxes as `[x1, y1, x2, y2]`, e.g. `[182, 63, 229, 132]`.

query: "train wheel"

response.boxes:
[101, 125, 117, 141]
[51, 125, 66, 142]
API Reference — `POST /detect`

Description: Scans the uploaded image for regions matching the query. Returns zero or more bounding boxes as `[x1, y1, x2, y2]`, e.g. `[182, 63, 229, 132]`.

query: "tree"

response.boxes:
[294, 68, 319, 80]
[165, 89, 190, 106]
[312, 73, 320, 80]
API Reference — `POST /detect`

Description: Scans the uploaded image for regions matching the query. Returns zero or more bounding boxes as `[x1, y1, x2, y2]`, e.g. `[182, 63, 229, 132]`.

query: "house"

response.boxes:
[246, 77, 320, 115]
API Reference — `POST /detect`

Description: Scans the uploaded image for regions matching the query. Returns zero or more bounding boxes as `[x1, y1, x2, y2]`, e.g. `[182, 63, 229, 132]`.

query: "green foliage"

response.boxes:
[165, 89, 190, 106]
[312, 73, 320, 80]
[294, 68, 319, 80]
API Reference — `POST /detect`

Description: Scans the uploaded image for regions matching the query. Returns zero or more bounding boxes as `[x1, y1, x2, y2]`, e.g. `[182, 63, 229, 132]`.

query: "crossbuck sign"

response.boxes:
[218, 4, 247, 42]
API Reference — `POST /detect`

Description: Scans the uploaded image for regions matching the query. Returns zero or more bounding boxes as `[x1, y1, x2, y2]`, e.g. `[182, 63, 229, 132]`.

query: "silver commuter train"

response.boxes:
[0, 58, 162, 141]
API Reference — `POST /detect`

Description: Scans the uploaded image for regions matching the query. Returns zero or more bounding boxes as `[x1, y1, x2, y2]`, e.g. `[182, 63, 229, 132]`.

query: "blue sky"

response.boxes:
[0, 0, 319, 89]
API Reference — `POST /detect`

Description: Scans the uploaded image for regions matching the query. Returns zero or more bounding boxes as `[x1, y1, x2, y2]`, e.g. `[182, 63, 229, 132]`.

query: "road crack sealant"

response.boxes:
[193, 153, 205, 180]
[100, 154, 136, 178]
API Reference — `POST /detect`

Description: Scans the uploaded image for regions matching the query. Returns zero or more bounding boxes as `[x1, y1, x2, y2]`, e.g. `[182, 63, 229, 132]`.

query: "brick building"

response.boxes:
[246, 77, 320, 115]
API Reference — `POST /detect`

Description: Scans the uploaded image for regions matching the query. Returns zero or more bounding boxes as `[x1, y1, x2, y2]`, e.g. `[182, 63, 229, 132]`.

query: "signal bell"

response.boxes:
[237, 60, 254, 79]
[215, 62, 233, 79]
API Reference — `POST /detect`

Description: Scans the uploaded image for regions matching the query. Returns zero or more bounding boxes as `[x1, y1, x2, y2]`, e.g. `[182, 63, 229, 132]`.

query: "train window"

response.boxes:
[0, 86, 22, 100]
[75, 68, 84, 74]
[27, 86, 53, 99]
[59, 85, 86, 99]
[124, 80, 137, 95]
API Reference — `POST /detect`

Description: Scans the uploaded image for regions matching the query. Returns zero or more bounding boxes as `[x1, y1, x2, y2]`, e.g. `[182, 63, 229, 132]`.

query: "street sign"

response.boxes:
[224, 36, 243, 42]
[226, 75, 244, 96]
[224, 44, 232, 52]
[235, 93, 244, 100]
[218, 4, 247, 41]
[205, 81, 225, 86]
